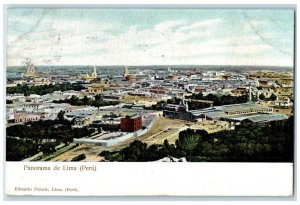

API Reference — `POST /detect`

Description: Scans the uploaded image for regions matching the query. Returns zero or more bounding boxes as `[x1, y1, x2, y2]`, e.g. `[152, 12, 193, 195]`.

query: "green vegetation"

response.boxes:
[148, 101, 167, 110]
[7, 83, 85, 96]
[259, 93, 266, 100]
[163, 93, 249, 110]
[270, 93, 277, 101]
[39, 142, 60, 155]
[187, 101, 212, 110]
[100, 140, 170, 162]
[186, 93, 248, 106]
[71, 154, 86, 161]
[259, 93, 278, 101]
[39, 143, 79, 162]
[7, 119, 94, 143]
[6, 138, 60, 161]
[6, 138, 40, 161]
[53, 95, 119, 107]
[180, 134, 199, 159]
[6, 114, 95, 161]
[167, 97, 183, 105]
[100, 117, 293, 162]
[6, 99, 13, 104]
[57, 110, 66, 123]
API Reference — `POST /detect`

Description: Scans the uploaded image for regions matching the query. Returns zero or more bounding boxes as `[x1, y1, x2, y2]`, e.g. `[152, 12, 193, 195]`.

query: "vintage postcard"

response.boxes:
[5, 7, 294, 196]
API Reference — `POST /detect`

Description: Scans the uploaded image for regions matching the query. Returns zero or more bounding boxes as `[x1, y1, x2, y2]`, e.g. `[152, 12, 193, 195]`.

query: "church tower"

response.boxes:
[124, 66, 129, 77]
[91, 66, 97, 78]
[24, 61, 37, 78]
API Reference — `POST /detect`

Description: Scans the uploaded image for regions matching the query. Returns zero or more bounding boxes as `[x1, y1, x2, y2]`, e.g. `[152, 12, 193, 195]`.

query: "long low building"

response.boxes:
[164, 102, 290, 129]
[218, 112, 289, 130]
[163, 102, 282, 123]
[190, 102, 273, 121]
[241, 113, 289, 124]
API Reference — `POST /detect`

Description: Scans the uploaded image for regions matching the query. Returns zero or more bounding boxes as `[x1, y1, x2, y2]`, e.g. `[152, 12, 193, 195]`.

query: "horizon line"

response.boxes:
[6, 64, 294, 68]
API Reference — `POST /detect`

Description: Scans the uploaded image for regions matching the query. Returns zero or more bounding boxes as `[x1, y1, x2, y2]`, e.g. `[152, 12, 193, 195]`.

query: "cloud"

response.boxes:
[153, 20, 186, 31]
[6, 10, 294, 67]
[177, 19, 222, 33]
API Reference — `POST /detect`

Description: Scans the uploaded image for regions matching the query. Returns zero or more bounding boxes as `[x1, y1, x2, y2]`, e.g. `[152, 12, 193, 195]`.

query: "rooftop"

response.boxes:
[245, 113, 288, 123]
[129, 114, 141, 119]
[190, 103, 272, 117]
[205, 111, 227, 118]
[215, 103, 271, 113]
[123, 114, 141, 120]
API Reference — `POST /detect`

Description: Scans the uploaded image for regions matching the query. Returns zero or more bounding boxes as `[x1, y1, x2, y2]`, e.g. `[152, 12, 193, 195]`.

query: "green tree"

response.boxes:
[71, 154, 86, 161]
[57, 110, 65, 123]
[69, 95, 80, 105]
[251, 93, 257, 102]
[259, 93, 266, 100]
[82, 96, 90, 106]
[40, 142, 56, 155]
[6, 99, 13, 104]
[163, 139, 170, 150]
[94, 94, 103, 101]
[122, 140, 147, 161]
[181, 134, 200, 160]
[93, 100, 102, 114]
[270, 93, 277, 101]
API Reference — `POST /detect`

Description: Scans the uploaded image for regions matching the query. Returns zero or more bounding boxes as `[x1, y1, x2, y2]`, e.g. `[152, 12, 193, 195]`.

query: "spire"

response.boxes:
[92, 66, 97, 78]
[124, 66, 129, 77]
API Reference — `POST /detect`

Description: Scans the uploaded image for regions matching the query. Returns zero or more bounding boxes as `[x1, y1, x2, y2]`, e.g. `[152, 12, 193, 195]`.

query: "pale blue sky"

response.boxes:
[7, 9, 294, 66]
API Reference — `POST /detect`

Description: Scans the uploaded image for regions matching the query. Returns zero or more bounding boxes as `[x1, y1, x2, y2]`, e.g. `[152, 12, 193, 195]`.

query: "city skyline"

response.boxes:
[7, 9, 294, 67]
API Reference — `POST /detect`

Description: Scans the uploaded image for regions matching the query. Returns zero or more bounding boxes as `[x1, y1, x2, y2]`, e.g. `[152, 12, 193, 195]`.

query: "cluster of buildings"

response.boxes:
[6, 63, 294, 146]
[163, 85, 290, 128]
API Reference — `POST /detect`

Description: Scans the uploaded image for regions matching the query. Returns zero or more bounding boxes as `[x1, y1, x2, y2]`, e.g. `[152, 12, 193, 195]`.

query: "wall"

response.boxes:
[74, 115, 157, 147]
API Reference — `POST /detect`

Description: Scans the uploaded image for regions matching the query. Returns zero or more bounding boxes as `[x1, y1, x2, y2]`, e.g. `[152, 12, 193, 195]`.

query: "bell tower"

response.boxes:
[91, 66, 97, 78]
[124, 66, 129, 77]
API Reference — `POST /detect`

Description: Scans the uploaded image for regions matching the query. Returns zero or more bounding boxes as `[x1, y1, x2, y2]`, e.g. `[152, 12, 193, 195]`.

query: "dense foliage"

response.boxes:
[6, 138, 60, 161]
[165, 93, 248, 110]
[100, 117, 293, 162]
[7, 119, 94, 143]
[259, 93, 278, 101]
[7, 83, 85, 96]
[187, 101, 212, 110]
[186, 93, 248, 106]
[148, 101, 167, 110]
[71, 154, 86, 161]
[6, 118, 95, 161]
[53, 95, 119, 107]
[166, 97, 183, 105]
[6, 138, 39, 161]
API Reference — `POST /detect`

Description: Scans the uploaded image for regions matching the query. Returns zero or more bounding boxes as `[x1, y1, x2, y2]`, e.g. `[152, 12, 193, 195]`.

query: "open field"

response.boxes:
[51, 144, 106, 162]
[121, 95, 161, 103]
[143, 128, 181, 145]
[189, 120, 230, 133]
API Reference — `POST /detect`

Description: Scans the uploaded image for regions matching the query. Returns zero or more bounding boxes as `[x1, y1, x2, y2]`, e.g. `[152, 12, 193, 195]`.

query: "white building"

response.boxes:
[23, 103, 44, 112]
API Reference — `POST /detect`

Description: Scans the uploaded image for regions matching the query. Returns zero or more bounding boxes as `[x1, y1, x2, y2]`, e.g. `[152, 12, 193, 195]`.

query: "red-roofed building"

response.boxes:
[120, 115, 142, 132]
